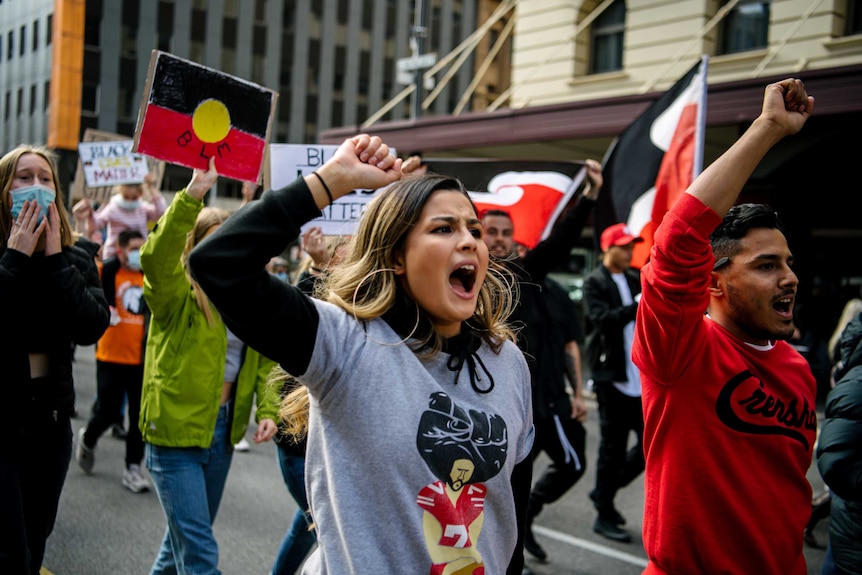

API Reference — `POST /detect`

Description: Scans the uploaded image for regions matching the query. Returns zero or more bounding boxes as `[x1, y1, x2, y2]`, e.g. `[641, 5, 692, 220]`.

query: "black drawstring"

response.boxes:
[446, 340, 495, 394]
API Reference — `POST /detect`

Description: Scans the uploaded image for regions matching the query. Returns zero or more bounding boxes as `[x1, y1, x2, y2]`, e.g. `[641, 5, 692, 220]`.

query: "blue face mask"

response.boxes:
[274, 271, 289, 282]
[117, 199, 142, 211]
[10, 185, 56, 224]
[126, 249, 142, 271]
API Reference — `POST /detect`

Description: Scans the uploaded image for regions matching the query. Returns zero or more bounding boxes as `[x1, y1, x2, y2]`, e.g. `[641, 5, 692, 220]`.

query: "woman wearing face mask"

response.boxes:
[0, 145, 110, 575]
[138, 160, 278, 575]
[189, 135, 534, 575]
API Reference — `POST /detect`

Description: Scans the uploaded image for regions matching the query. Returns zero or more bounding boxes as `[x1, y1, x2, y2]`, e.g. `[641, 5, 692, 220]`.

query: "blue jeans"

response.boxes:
[146, 402, 234, 575]
[271, 443, 315, 575]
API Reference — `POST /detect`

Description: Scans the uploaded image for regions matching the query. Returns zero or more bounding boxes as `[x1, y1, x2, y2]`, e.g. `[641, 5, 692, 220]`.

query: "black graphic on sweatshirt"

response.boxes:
[416, 392, 508, 575]
[715, 370, 817, 450]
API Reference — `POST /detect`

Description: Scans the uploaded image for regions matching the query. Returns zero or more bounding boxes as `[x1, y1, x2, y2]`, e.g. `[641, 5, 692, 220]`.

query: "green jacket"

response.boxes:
[139, 190, 278, 447]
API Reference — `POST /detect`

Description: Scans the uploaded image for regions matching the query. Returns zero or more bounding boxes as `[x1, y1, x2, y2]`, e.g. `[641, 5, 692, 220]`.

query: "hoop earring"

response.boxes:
[352, 268, 421, 347]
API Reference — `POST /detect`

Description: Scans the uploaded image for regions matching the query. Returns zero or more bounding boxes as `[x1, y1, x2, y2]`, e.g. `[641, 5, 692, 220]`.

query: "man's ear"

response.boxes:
[393, 250, 406, 275]
[707, 271, 724, 298]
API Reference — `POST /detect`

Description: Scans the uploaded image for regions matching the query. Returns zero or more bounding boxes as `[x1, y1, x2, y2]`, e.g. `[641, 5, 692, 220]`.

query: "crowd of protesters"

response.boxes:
[3, 77, 856, 575]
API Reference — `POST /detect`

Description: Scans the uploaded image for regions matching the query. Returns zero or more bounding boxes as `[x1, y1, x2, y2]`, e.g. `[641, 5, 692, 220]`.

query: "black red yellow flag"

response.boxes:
[133, 51, 277, 183]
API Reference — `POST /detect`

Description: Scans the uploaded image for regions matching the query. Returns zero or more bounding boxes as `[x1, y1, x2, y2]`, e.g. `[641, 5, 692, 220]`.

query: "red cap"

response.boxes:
[600, 223, 644, 252]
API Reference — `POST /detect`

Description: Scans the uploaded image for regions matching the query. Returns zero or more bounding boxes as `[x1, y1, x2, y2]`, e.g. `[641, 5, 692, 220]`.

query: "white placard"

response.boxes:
[269, 144, 394, 236]
[78, 140, 150, 187]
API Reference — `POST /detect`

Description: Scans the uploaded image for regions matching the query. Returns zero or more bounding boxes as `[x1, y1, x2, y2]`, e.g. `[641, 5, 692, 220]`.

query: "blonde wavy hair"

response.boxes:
[181, 206, 231, 326]
[0, 145, 76, 249]
[277, 173, 519, 434]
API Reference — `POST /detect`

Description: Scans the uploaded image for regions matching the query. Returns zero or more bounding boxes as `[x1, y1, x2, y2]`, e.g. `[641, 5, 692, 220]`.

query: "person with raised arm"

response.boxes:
[189, 135, 534, 575]
[633, 79, 816, 574]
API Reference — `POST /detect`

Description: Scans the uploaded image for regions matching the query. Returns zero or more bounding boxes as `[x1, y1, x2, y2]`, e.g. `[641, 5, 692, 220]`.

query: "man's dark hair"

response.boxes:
[481, 208, 512, 221]
[709, 203, 785, 261]
[117, 229, 145, 248]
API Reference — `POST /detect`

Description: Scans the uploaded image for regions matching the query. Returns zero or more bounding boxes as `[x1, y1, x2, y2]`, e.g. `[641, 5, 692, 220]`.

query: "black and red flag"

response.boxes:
[134, 51, 277, 183]
[423, 158, 588, 250]
[593, 56, 708, 268]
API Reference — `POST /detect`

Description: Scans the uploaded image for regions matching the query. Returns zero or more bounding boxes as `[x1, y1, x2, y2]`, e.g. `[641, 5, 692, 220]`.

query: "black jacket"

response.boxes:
[0, 237, 110, 449]
[816, 312, 862, 574]
[582, 264, 640, 383]
[503, 196, 595, 420]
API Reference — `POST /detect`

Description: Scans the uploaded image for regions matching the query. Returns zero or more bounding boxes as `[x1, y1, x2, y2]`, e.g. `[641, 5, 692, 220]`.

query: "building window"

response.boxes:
[590, 0, 625, 74]
[255, 0, 267, 23]
[157, 1, 174, 52]
[718, 0, 770, 55]
[33, 20, 39, 51]
[20, 25, 26, 56]
[4, 92, 10, 120]
[47, 14, 53, 45]
[8, 30, 14, 60]
[848, 0, 862, 35]
[30, 84, 36, 115]
[17, 88, 24, 117]
[82, 83, 99, 113]
[84, 13, 100, 47]
[44, 81, 50, 112]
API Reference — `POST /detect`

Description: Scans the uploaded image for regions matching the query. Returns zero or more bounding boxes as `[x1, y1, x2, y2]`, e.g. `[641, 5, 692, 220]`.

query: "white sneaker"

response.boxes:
[122, 464, 151, 493]
[234, 438, 251, 452]
[75, 427, 95, 474]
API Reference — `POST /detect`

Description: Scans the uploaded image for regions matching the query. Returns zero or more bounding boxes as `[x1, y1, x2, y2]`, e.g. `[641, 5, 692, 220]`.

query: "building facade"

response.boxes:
[0, 0, 494, 197]
[320, 0, 862, 351]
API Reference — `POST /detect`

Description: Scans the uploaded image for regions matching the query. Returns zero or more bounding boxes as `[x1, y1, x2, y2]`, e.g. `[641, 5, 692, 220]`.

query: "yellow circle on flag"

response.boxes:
[192, 99, 231, 143]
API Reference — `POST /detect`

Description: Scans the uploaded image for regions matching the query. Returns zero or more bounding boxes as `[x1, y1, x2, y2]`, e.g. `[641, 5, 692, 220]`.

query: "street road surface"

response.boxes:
[41, 345, 829, 574]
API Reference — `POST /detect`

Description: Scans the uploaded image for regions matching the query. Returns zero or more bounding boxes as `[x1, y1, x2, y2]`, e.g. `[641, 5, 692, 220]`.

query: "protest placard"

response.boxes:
[72, 129, 165, 204]
[78, 140, 149, 187]
[134, 51, 277, 183]
[268, 143, 390, 236]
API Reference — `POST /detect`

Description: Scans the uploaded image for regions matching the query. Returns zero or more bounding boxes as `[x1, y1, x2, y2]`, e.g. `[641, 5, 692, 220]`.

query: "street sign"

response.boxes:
[396, 53, 437, 88]
[397, 52, 437, 72]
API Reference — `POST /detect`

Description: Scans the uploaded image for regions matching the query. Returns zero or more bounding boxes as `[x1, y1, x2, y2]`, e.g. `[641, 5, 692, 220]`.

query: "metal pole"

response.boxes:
[411, 0, 427, 120]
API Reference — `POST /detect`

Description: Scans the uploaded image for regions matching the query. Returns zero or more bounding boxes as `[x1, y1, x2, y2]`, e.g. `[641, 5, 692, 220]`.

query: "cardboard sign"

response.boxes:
[268, 144, 390, 237]
[78, 140, 149, 187]
[72, 129, 166, 204]
[134, 51, 278, 183]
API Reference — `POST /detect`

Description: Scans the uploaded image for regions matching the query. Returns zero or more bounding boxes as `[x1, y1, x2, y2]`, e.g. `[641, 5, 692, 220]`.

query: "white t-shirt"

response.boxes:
[611, 272, 642, 397]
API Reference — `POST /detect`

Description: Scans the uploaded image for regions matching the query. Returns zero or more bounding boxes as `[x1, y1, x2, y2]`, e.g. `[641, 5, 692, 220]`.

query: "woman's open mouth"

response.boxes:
[449, 264, 477, 295]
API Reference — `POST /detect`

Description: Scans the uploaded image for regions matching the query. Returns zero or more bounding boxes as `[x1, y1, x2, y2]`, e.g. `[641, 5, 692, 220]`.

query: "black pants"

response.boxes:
[83, 361, 144, 467]
[527, 413, 587, 518]
[0, 404, 73, 575]
[591, 383, 644, 516]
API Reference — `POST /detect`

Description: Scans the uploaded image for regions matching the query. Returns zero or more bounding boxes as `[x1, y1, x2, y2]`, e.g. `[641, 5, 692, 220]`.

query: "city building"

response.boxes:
[1, 0, 860, 330]
[322, 0, 862, 333]
[0, 0, 497, 200]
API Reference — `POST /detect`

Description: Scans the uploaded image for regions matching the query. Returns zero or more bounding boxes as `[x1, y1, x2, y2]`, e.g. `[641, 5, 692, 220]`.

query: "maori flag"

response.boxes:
[593, 56, 708, 268]
[423, 159, 588, 250]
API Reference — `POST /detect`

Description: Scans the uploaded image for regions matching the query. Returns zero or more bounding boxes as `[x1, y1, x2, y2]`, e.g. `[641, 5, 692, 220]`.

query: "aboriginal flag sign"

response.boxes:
[134, 51, 277, 183]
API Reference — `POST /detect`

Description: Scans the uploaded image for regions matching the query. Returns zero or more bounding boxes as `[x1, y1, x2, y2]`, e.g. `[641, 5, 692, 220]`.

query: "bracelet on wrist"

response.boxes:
[310, 266, 326, 273]
[311, 171, 334, 205]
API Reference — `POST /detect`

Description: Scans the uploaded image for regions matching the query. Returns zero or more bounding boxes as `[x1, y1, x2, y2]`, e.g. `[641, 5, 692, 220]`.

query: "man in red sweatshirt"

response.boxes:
[633, 78, 816, 575]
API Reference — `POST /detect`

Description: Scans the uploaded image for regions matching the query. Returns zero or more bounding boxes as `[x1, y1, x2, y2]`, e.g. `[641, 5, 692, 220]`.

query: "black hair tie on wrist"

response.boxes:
[312, 171, 334, 205]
